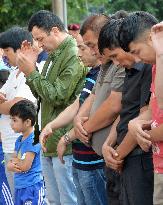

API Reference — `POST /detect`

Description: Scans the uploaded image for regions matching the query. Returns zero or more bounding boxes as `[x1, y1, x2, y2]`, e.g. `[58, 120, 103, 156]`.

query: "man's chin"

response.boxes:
[143, 60, 153, 64]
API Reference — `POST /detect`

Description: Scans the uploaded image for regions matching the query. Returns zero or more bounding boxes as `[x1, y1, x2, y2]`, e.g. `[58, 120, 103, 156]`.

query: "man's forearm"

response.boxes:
[83, 92, 122, 133]
[148, 124, 163, 142]
[68, 128, 77, 141]
[50, 98, 79, 130]
[116, 132, 137, 160]
[0, 97, 23, 115]
[77, 94, 95, 118]
[155, 54, 163, 109]
[134, 107, 152, 121]
[116, 106, 149, 159]
[104, 116, 120, 147]
[83, 103, 118, 133]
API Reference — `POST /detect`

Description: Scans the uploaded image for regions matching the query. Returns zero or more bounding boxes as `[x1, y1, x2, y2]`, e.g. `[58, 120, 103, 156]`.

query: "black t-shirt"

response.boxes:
[116, 63, 152, 145]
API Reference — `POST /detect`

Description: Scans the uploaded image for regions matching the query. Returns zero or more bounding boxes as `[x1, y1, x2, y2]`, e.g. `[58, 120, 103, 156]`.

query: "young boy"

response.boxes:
[7, 100, 46, 205]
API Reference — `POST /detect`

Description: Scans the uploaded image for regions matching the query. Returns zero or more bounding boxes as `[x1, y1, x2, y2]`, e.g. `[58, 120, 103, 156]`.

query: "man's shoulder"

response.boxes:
[99, 62, 125, 81]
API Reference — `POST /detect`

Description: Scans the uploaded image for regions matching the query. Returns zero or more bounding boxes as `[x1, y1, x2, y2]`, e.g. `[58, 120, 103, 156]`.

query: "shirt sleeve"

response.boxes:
[91, 69, 102, 94]
[14, 136, 21, 152]
[140, 64, 152, 108]
[15, 78, 36, 103]
[26, 56, 87, 107]
[25, 142, 41, 154]
[111, 66, 125, 92]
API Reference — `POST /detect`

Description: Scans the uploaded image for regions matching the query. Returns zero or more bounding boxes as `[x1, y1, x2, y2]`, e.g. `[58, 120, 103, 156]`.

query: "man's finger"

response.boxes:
[137, 134, 152, 152]
[110, 147, 119, 158]
[107, 162, 122, 170]
[137, 128, 151, 139]
[58, 154, 65, 164]
[106, 156, 123, 166]
[75, 128, 88, 140]
[40, 137, 47, 152]
[77, 125, 88, 136]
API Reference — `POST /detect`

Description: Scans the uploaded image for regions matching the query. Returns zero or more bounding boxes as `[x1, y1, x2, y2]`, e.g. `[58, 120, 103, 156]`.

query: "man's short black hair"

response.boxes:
[0, 27, 33, 52]
[98, 19, 123, 54]
[111, 10, 128, 20]
[80, 14, 110, 37]
[10, 100, 37, 126]
[28, 10, 65, 32]
[119, 11, 158, 51]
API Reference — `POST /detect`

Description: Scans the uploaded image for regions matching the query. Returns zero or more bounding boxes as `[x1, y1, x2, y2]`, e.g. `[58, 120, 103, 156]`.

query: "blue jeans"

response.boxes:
[41, 154, 77, 205]
[72, 167, 108, 205]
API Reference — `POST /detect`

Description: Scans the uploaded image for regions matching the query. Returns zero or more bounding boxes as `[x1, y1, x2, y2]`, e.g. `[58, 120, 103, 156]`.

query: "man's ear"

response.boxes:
[51, 27, 60, 35]
[147, 32, 153, 46]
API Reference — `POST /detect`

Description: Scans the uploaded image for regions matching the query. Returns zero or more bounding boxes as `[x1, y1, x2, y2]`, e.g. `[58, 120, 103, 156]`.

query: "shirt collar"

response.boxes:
[132, 62, 145, 71]
[88, 65, 101, 75]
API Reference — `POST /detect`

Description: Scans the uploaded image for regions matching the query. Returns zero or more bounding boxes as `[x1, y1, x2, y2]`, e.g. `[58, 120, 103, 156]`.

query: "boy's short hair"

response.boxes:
[0, 27, 33, 52]
[98, 19, 123, 54]
[10, 100, 36, 126]
[119, 11, 158, 51]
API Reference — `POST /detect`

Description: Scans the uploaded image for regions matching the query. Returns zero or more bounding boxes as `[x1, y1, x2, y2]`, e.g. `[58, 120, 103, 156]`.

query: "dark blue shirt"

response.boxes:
[72, 65, 105, 170]
[37, 51, 48, 64]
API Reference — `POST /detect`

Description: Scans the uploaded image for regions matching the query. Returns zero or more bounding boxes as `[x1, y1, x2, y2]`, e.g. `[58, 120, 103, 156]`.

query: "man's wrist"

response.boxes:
[24, 68, 35, 77]
[83, 122, 91, 134]
[156, 52, 163, 58]
[106, 139, 116, 147]
[116, 147, 123, 160]
[49, 122, 57, 131]
[63, 132, 72, 145]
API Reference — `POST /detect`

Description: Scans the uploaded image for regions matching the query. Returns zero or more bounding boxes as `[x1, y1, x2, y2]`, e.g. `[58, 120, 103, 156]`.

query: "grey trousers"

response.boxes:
[4, 153, 14, 199]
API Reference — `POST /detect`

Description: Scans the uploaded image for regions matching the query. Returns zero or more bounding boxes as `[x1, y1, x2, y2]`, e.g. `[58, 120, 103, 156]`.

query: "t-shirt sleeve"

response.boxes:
[140, 64, 152, 108]
[91, 83, 96, 94]
[111, 66, 125, 92]
[15, 80, 36, 103]
[25, 142, 41, 154]
[91, 69, 102, 94]
[14, 136, 21, 152]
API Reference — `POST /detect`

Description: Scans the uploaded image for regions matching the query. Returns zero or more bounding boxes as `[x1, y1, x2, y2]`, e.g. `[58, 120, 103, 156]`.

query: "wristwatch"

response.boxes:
[63, 132, 71, 145]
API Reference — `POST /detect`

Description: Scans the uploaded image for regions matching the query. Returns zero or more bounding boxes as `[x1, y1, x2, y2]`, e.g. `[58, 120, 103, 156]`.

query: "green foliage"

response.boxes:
[0, 0, 51, 32]
[106, 0, 163, 20]
[0, 0, 163, 32]
[67, 0, 163, 24]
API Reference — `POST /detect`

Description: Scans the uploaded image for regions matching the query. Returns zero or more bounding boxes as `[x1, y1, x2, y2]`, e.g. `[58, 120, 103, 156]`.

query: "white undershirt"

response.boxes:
[0, 69, 36, 153]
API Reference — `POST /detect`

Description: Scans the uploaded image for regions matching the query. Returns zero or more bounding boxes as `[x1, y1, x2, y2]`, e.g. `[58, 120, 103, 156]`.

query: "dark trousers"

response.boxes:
[105, 167, 121, 205]
[121, 152, 154, 205]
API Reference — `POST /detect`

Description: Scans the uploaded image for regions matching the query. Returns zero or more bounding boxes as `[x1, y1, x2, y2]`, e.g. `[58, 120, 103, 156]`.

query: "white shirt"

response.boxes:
[0, 69, 36, 153]
[36, 60, 47, 129]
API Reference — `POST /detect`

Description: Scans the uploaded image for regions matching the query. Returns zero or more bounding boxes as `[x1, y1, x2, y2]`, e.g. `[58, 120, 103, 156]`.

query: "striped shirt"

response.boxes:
[72, 65, 105, 170]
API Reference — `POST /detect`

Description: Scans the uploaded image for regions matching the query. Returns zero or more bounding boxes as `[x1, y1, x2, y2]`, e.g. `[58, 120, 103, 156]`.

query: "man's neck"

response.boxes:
[57, 32, 69, 46]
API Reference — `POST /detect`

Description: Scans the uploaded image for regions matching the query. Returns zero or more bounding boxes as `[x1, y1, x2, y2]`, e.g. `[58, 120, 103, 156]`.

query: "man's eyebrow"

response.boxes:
[130, 50, 135, 54]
